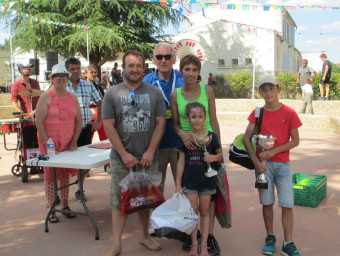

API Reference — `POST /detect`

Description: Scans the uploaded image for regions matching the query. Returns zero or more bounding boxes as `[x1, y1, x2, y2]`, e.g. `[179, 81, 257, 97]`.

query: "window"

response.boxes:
[218, 59, 225, 67]
[245, 58, 252, 66]
[232, 59, 238, 67]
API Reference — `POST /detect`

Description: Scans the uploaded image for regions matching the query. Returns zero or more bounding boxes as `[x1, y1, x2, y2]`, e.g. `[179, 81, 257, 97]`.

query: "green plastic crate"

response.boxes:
[292, 173, 327, 207]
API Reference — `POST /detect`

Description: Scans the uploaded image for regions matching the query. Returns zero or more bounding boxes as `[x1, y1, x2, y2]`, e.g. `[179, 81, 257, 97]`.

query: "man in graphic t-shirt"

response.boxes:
[102, 50, 166, 255]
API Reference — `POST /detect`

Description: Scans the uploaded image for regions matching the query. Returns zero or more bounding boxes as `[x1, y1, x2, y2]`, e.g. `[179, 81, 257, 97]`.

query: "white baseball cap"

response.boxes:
[258, 75, 279, 89]
[51, 64, 71, 78]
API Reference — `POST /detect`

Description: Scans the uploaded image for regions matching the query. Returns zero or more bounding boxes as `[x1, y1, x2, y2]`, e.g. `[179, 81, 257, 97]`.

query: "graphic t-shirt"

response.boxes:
[177, 131, 221, 191]
[102, 82, 166, 161]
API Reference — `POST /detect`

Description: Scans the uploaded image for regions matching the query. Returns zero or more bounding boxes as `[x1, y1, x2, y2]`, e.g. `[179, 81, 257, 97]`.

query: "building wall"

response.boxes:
[172, 2, 302, 82]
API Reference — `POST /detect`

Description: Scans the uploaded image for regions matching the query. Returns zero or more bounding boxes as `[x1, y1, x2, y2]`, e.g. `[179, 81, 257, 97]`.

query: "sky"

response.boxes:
[1, 0, 339, 63]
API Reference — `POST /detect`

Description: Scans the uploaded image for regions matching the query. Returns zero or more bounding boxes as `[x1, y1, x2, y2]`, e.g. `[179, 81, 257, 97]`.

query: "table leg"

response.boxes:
[45, 167, 59, 232]
[79, 170, 99, 240]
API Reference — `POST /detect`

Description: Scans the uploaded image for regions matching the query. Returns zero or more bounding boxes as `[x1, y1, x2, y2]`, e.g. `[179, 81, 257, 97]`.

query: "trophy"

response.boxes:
[254, 135, 276, 189]
[195, 135, 217, 177]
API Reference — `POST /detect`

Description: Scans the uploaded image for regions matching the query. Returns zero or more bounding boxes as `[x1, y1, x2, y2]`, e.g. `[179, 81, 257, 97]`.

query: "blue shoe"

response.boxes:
[262, 234, 276, 255]
[281, 241, 301, 256]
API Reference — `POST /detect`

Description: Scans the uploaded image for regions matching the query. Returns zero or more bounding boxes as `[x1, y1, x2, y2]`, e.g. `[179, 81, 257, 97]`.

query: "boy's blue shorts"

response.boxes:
[256, 161, 294, 208]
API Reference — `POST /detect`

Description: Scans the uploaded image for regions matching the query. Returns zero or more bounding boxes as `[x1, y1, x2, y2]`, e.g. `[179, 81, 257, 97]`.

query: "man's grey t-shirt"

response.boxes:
[102, 82, 166, 161]
[298, 66, 314, 86]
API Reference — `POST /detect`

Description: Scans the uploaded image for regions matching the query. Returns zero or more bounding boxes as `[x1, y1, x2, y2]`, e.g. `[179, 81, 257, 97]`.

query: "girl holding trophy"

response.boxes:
[175, 102, 223, 256]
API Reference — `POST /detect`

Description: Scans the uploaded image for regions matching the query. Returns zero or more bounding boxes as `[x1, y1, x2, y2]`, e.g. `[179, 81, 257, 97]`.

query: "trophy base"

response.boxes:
[205, 171, 218, 177]
[255, 182, 268, 189]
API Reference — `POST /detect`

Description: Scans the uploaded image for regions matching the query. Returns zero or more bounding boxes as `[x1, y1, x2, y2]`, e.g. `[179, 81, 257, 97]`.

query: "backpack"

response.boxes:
[228, 107, 263, 170]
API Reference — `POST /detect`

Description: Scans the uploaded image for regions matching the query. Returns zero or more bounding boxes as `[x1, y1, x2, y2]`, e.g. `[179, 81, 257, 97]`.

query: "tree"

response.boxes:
[1, 0, 185, 73]
[0, 39, 10, 50]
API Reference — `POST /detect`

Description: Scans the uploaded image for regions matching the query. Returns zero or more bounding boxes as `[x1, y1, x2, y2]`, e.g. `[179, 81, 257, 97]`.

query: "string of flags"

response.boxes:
[0, 0, 339, 10]
[0, 4, 89, 30]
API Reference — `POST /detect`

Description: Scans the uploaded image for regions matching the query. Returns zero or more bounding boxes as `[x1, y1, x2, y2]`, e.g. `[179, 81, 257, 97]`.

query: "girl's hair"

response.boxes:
[185, 102, 206, 117]
[179, 55, 201, 73]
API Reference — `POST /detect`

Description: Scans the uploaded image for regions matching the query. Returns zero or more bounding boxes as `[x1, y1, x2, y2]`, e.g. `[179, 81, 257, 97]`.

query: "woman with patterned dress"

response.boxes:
[35, 64, 83, 223]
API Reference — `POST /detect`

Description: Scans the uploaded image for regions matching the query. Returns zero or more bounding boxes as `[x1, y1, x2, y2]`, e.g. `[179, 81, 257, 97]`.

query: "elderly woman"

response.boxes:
[35, 64, 83, 223]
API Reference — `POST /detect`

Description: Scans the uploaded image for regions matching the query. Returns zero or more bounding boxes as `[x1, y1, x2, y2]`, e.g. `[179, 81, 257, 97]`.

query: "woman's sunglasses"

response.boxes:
[155, 55, 172, 61]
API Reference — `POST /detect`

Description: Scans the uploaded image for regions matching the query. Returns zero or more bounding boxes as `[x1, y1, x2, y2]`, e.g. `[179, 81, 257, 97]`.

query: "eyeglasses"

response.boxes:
[130, 91, 136, 106]
[155, 55, 172, 61]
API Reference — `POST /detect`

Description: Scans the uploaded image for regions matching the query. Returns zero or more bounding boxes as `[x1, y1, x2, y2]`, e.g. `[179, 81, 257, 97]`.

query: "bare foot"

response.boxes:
[102, 247, 121, 256]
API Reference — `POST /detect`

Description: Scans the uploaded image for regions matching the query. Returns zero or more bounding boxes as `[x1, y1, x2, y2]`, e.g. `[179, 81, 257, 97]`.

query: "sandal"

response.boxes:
[48, 213, 59, 223]
[199, 245, 210, 256]
[62, 206, 76, 218]
[188, 245, 199, 256]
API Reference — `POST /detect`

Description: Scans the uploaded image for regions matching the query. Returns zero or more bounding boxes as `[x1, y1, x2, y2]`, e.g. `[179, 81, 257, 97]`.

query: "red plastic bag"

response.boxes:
[120, 169, 164, 215]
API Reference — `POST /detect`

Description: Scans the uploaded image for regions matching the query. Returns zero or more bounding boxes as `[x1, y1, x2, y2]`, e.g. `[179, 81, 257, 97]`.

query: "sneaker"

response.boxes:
[139, 237, 161, 251]
[207, 234, 221, 256]
[262, 234, 276, 255]
[75, 190, 87, 202]
[324, 97, 329, 101]
[182, 230, 202, 251]
[281, 241, 301, 256]
[317, 97, 325, 101]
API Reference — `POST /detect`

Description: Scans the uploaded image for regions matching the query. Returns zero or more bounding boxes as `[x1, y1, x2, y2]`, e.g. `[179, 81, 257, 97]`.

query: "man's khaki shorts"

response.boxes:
[109, 158, 159, 211]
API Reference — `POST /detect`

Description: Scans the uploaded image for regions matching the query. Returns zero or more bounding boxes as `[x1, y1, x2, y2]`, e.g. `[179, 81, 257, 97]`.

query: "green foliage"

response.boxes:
[213, 73, 230, 98]
[1, 0, 185, 69]
[312, 72, 340, 100]
[277, 73, 300, 99]
[227, 73, 254, 99]
[331, 63, 340, 74]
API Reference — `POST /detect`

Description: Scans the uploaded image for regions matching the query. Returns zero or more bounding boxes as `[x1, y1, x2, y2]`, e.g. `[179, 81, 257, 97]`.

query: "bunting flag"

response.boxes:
[0, 5, 89, 30]
[0, 0, 339, 10]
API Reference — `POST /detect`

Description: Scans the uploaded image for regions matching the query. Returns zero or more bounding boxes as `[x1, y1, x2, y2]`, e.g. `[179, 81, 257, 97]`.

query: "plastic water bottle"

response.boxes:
[46, 138, 55, 157]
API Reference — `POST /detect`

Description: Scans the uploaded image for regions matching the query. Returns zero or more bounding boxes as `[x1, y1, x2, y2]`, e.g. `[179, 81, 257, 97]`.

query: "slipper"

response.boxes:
[62, 206, 76, 218]
[139, 238, 161, 251]
[48, 213, 59, 223]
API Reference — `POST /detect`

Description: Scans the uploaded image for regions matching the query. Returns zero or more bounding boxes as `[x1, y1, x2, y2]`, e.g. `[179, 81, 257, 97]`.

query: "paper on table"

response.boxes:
[88, 142, 112, 149]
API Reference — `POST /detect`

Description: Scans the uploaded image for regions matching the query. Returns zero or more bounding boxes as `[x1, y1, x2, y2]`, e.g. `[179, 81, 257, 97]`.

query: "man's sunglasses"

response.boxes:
[155, 55, 172, 61]
[130, 91, 136, 106]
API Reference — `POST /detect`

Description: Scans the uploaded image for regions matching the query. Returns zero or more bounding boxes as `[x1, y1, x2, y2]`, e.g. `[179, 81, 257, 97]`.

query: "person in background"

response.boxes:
[102, 50, 166, 256]
[318, 53, 332, 101]
[299, 78, 314, 115]
[207, 73, 215, 86]
[65, 57, 103, 202]
[197, 75, 202, 84]
[243, 75, 302, 256]
[111, 63, 120, 85]
[296, 59, 316, 90]
[11, 63, 41, 118]
[170, 55, 222, 256]
[84, 65, 108, 141]
[35, 64, 82, 223]
[143, 63, 151, 78]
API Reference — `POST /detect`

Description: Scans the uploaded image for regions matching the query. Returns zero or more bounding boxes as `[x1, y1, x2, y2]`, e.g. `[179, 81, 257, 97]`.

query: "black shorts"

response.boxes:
[320, 77, 331, 84]
[77, 124, 93, 147]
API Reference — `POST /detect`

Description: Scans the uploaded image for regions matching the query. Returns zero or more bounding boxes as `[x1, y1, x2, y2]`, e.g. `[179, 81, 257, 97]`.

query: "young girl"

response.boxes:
[175, 102, 223, 256]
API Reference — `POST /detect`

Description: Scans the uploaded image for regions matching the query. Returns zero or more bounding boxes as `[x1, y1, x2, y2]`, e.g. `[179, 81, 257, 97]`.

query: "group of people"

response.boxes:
[297, 53, 332, 115]
[11, 41, 304, 256]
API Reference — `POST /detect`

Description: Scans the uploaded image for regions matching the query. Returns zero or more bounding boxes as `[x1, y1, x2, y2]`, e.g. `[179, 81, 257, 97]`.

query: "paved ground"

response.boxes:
[0, 126, 339, 256]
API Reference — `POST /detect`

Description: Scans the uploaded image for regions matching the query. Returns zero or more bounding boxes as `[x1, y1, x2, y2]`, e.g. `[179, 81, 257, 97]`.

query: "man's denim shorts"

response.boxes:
[109, 159, 159, 211]
[256, 161, 294, 208]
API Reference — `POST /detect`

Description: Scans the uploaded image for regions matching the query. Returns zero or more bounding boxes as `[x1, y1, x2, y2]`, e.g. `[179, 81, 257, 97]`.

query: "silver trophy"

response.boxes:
[254, 135, 276, 189]
[195, 135, 217, 177]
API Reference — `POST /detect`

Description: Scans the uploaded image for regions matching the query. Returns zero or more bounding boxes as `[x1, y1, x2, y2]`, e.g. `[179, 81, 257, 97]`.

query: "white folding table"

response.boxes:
[26, 141, 111, 240]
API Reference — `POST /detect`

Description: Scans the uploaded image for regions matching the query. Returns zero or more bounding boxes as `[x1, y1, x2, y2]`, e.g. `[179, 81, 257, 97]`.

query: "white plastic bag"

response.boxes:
[150, 193, 198, 242]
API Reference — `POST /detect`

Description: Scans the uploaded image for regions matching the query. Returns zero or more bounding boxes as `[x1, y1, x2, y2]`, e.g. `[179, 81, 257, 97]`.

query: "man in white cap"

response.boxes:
[11, 63, 41, 118]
